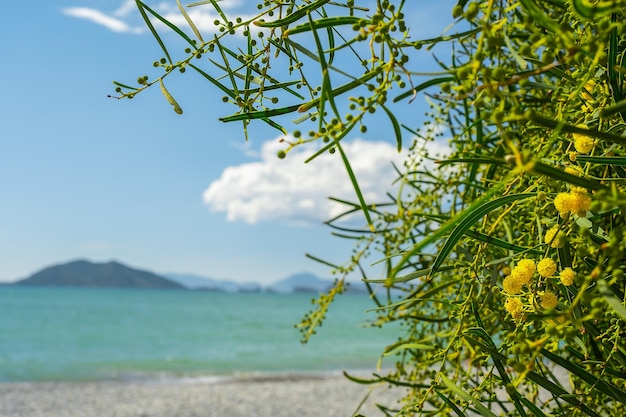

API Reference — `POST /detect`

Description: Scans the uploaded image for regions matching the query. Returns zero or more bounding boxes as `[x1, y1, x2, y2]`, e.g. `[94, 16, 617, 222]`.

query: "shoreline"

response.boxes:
[0, 371, 403, 417]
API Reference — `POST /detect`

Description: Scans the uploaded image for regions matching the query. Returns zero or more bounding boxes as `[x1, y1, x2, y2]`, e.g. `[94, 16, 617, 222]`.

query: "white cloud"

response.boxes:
[114, 0, 138, 17]
[62, 7, 142, 33]
[203, 138, 409, 225]
[63, 1, 257, 35]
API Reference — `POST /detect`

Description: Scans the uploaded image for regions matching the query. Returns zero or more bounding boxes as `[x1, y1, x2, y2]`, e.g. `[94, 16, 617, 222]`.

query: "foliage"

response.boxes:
[114, 0, 626, 415]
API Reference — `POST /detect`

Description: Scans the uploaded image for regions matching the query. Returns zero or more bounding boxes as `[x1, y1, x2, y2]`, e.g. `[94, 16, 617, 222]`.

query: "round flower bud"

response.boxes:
[538, 258, 557, 278]
[505, 297, 523, 319]
[540, 292, 559, 310]
[503, 276, 523, 294]
[544, 226, 566, 248]
[559, 267, 576, 286]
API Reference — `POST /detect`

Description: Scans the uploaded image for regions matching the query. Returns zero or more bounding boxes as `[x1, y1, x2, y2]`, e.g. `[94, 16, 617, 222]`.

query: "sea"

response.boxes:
[0, 287, 399, 383]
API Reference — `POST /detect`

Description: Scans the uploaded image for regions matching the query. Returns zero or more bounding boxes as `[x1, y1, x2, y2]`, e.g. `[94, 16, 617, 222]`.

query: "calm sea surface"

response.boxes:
[0, 287, 398, 382]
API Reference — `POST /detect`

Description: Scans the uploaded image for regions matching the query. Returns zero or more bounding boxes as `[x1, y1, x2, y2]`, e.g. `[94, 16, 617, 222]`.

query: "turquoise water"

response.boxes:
[0, 287, 397, 382]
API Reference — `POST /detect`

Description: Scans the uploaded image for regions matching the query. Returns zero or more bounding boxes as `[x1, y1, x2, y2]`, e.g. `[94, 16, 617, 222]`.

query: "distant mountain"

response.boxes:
[15, 260, 184, 289]
[267, 272, 333, 294]
[164, 273, 240, 292]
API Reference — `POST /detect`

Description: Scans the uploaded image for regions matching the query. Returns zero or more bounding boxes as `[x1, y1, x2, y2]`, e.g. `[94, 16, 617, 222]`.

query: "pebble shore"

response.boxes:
[0, 373, 404, 417]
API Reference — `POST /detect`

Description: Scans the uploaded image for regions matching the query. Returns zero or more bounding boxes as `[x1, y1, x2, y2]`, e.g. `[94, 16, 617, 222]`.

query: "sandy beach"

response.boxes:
[0, 373, 404, 417]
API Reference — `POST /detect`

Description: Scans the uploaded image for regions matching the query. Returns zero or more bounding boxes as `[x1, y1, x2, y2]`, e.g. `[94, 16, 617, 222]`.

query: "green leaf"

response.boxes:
[440, 375, 498, 417]
[429, 193, 535, 277]
[296, 67, 383, 113]
[382, 342, 435, 357]
[135, 0, 172, 64]
[188, 64, 236, 99]
[380, 104, 403, 151]
[137, 1, 196, 48]
[213, 35, 239, 96]
[393, 77, 455, 103]
[334, 141, 374, 231]
[529, 111, 626, 146]
[529, 160, 606, 191]
[576, 156, 626, 166]
[435, 390, 468, 416]
[159, 80, 183, 114]
[596, 279, 626, 322]
[366, 266, 456, 284]
[253, 0, 330, 28]
[112, 81, 139, 91]
[571, 0, 626, 19]
[176, 0, 203, 44]
[284, 16, 363, 35]
[464, 229, 542, 255]
[219, 104, 302, 122]
[600, 96, 626, 119]
[541, 348, 626, 404]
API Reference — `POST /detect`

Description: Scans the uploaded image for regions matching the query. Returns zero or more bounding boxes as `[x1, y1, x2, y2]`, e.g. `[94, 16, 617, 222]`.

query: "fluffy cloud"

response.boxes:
[62, 1, 256, 35]
[203, 138, 409, 225]
[62, 7, 141, 33]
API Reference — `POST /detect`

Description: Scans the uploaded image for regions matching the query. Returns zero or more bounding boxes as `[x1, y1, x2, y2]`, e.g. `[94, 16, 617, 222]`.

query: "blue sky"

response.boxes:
[1, 1, 453, 284]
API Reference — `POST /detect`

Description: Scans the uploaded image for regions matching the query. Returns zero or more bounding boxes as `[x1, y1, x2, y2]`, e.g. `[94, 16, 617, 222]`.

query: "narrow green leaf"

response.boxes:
[366, 267, 456, 284]
[137, 1, 196, 48]
[571, 0, 625, 18]
[254, 0, 330, 28]
[417, 27, 482, 48]
[219, 104, 302, 122]
[305, 253, 340, 269]
[529, 111, 626, 146]
[261, 117, 286, 134]
[284, 16, 363, 35]
[435, 390, 468, 416]
[342, 371, 382, 385]
[596, 279, 626, 322]
[529, 161, 606, 191]
[380, 104, 402, 151]
[541, 348, 626, 404]
[465, 229, 542, 254]
[464, 328, 527, 417]
[207, 0, 229, 25]
[429, 194, 535, 277]
[188, 63, 236, 99]
[503, 32, 527, 69]
[440, 375, 498, 417]
[213, 35, 239, 96]
[177, 0, 203, 44]
[391, 180, 512, 276]
[600, 96, 626, 119]
[383, 342, 435, 357]
[159, 80, 183, 114]
[394, 77, 455, 103]
[518, 0, 567, 36]
[436, 157, 508, 166]
[334, 141, 374, 230]
[576, 156, 626, 165]
[135, 0, 172, 64]
[297, 67, 382, 112]
[112, 81, 139, 91]
[283, 37, 370, 81]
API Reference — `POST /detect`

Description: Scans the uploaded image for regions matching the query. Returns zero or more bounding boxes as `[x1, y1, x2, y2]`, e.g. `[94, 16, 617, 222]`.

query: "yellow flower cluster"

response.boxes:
[537, 258, 557, 277]
[581, 80, 596, 113]
[554, 187, 592, 218]
[574, 135, 595, 154]
[505, 297, 523, 319]
[540, 292, 559, 310]
[503, 259, 536, 294]
[544, 226, 565, 248]
[581, 80, 595, 102]
[559, 267, 576, 286]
